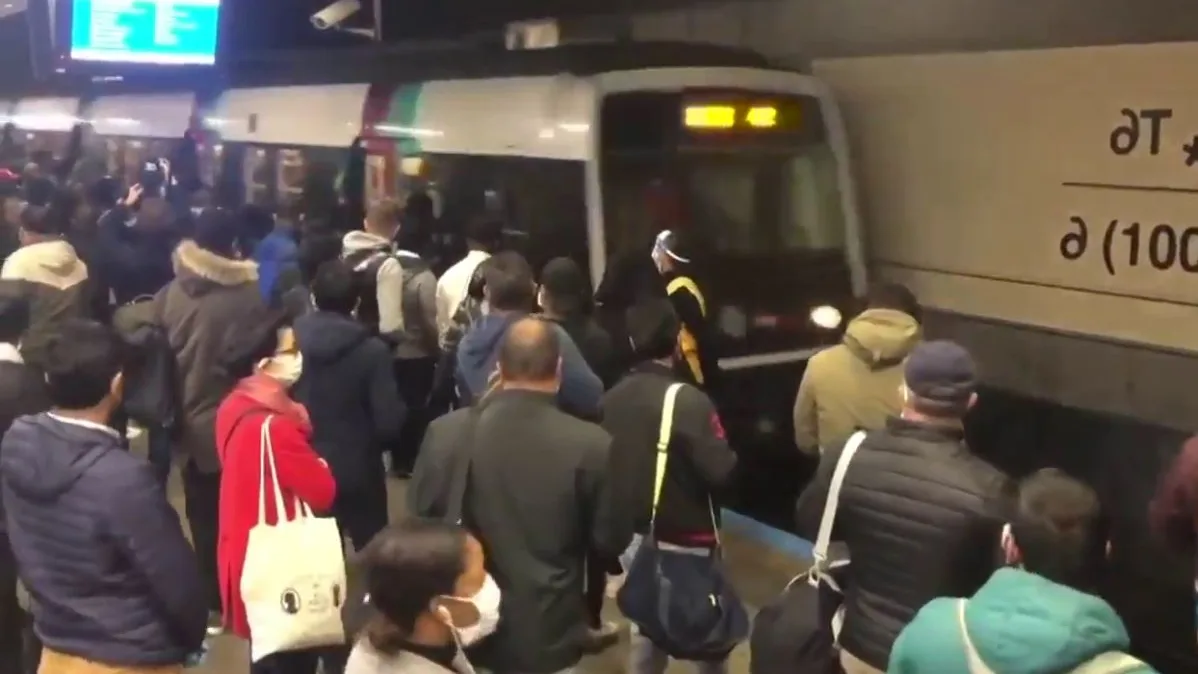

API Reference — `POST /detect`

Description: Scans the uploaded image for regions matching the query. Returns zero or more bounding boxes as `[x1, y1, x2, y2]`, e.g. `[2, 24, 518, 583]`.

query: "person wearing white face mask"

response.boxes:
[348, 519, 500, 674]
[213, 318, 342, 674]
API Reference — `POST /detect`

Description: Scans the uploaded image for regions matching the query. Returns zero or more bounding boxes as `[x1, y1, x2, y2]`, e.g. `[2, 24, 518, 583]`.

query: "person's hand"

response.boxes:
[122, 184, 144, 207]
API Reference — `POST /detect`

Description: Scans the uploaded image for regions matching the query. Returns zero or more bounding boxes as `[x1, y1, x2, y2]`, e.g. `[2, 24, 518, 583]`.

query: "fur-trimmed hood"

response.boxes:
[172, 239, 258, 297]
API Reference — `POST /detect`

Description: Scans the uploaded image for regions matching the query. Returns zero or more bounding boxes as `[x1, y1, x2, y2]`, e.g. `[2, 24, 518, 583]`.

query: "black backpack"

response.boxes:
[119, 297, 181, 432]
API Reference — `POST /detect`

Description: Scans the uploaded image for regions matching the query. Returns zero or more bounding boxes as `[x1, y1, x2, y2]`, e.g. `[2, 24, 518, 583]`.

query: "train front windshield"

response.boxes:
[599, 89, 854, 359]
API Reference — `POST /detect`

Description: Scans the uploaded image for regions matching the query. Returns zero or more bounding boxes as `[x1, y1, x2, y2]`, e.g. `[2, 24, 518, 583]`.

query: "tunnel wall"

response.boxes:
[629, 0, 1198, 62]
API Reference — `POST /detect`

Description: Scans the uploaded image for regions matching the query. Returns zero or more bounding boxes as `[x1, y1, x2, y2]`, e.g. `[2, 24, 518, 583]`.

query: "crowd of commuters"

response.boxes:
[0, 127, 735, 674]
[0, 124, 1191, 674]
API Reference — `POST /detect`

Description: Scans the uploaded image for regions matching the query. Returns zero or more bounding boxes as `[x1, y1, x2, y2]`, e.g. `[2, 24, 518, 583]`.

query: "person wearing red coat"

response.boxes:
[214, 322, 341, 673]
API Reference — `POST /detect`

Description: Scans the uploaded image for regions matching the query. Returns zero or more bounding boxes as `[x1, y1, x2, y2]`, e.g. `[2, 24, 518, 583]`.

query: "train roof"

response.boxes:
[0, 41, 784, 99]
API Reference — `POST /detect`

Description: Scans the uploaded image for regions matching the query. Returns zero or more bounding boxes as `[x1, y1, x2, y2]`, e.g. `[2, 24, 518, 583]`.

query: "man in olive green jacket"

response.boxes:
[793, 284, 921, 455]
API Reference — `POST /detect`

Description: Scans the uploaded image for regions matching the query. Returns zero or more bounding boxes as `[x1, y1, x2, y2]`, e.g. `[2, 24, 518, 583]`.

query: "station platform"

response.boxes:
[176, 473, 810, 672]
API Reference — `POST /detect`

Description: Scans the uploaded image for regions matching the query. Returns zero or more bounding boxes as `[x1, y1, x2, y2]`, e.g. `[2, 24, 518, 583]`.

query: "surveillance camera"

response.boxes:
[310, 0, 362, 30]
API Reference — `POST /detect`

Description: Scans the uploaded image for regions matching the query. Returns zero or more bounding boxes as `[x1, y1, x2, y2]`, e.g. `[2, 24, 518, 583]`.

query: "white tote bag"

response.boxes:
[241, 415, 347, 662]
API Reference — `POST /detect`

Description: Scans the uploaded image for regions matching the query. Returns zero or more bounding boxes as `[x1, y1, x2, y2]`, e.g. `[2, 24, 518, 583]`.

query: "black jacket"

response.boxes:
[409, 390, 633, 673]
[547, 314, 618, 389]
[0, 353, 50, 534]
[95, 204, 181, 306]
[794, 416, 1014, 670]
[292, 311, 405, 494]
[602, 362, 737, 543]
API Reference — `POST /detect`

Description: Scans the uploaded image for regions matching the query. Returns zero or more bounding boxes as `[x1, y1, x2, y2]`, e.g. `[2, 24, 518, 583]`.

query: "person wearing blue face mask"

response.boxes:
[348, 519, 500, 674]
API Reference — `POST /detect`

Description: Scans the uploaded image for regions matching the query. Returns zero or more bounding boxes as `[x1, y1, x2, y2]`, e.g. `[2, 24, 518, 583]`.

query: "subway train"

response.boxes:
[0, 42, 866, 519]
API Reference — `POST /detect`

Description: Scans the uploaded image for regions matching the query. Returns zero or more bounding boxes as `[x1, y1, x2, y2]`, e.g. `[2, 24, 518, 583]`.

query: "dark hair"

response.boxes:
[1150, 437, 1198, 551]
[465, 216, 502, 250]
[22, 177, 55, 209]
[404, 192, 435, 223]
[44, 319, 124, 409]
[539, 257, 590, 317]
[1010, 469, 1104, 588]
[193, 208, 241, 257]
[626, 298, 681, 361]
[0, 285, 30, 343]
[360, 519, 468, 655]
[484, 251, 535, 312]
[498, 317, 561, 382]
[595, 250, 666, 310]
[866, 282, 921, 322]
[278, 196, 305, 224]
[240, 204, 276, 250]
[20, 204, 59, 236]
[217, 312, 288, 380]
[311, 260, 359, 315]
[298, 230, 343, 285]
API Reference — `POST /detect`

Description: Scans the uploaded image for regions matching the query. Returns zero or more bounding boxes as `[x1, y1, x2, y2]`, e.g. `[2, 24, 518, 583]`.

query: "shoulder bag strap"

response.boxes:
[812, 431, 868, 565]
[1070, 652, 1147, 674]
[257, 415, 288, 527]
[649, 383, 686, 533]
[956, 600, 995, 674]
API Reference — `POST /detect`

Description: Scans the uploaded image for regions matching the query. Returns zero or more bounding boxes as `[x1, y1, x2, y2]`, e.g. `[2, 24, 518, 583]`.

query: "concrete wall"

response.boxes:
[630, 0, 1198, 65]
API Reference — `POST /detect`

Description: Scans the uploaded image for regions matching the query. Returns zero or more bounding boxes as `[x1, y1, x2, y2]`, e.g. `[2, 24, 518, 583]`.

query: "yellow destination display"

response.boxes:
[684, 103, 782, 130]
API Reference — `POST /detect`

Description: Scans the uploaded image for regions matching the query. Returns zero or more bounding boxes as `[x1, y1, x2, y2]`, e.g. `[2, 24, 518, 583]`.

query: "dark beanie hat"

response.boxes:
[904, 340, 977, 409]
[626, 297, 680, 360]
[541, 257, 588, 298]
[193, 207, 240, 256]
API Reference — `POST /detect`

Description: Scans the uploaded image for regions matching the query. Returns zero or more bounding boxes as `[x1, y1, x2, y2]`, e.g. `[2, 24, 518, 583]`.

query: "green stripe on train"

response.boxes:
[390, 83, 425, 156]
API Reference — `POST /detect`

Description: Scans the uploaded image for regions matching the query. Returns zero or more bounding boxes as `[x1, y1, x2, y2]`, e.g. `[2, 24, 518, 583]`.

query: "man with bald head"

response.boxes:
[411, 316, 634, 674]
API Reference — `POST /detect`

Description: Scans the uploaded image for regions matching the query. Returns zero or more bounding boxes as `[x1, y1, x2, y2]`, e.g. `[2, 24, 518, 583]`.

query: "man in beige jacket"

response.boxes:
[793, 283, 921, 455]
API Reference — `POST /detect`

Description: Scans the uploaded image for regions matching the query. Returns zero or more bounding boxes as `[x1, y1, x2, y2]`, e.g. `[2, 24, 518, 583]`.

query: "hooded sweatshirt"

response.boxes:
[456, 313, 604, 420]
[0, 413, 207, 665]
[792, 308, 920, 455]
[0, 239, 90, 369]
[889, 568, 1156, 674]
[342, 230, 405, 342]
[253, 228, 299, 306]
[292, 311, 406, 493]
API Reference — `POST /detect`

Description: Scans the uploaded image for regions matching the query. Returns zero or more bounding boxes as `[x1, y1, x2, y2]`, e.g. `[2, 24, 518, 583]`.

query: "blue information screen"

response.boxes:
[69, 0, 221, 65]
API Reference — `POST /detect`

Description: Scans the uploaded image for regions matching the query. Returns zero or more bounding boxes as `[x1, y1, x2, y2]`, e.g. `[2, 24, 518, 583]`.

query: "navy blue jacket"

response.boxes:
[293, 311, 406, 492]
[0, 413, 207, 666]
[456, 313, 603, 420]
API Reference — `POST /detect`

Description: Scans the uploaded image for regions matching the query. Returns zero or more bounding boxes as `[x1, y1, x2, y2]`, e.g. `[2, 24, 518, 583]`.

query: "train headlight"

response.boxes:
[810, 305, 842, 330]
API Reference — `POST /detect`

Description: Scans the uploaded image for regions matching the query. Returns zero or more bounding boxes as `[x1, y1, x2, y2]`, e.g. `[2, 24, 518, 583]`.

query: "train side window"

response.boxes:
[365, 153, 389, 204]
[122, 140, 145, 186]
[198, 141, 222, 188]
[277, 148, 305, 200]
[104, 138, 123, 176]
[217, 143, 246, 207]
[244, 146, 271, 206]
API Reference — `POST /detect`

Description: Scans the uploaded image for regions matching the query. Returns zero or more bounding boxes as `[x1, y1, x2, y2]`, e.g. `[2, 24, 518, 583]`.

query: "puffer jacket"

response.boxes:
[155, 240, 265, 473]
[794, 416, 1014, 671]
[0, 239, 91, 369]
[793, 308, 920, 455]
[890, 568, 1156, 674]
[1, 413, 207, 665]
